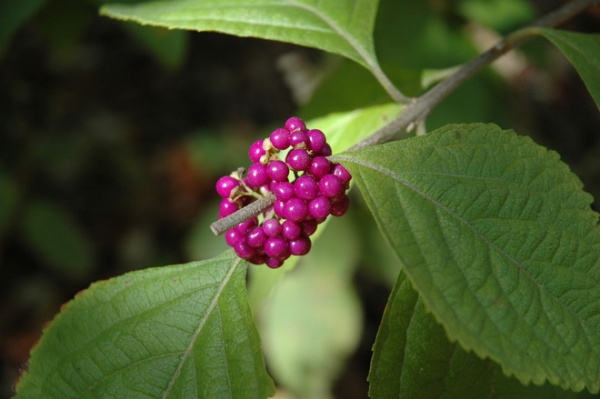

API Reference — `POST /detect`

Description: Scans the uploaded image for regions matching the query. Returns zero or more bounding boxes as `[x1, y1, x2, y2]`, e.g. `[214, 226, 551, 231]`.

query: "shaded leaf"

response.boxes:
[370, 271, 598, 399]
[124, 24, 188, 70]
[0, 0, 46, 55]
[534, 28, 600, 109]
[100, 0, 382, 72]
[261, 216, 362, 399]
[334, 123, 600, 392]
[15, 251, 275, 399]
[21, 200, 94, 281]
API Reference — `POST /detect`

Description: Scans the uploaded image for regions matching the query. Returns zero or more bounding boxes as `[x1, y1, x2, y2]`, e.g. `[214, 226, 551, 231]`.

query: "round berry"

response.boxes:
[306, 129, 326, 153]
[332, 163, 352, 185]
[331, 195, 350, 217]
[319, 174, 344, 197]
[285, 198, 309, 222]
[309, 156, 331, 179]
[246, 226, 267, 248]
[264, 237, 290, 259]
[266, 160, 289, 182]
[318, 143, 332, 157]
[225, 228, 243, 247]
[262, 218, 282, 237]
[237, 217, 257, 234]
[274, 199, 287, 218]
[282, 220, 302, 240]
[266, 257, 284, 268]
[289, 130, 308, 148]
[286, 148, 311, 172]
[289, 236, 311, 256]
[308, 196, 331, 219]
[272, 181, 295, 201]
[246, 163, 270, 188]
[301, 219, 318, 236]
[219, 198, 239, 218]
[234, 240, 255, 259]
[285, 117, 306, 133]
[270, 128, 290, 150]
[216, 176, 239, 198]
[248, 140, 266, 163]
[248, 254, 268, 265]
[294, 175, 319, 201]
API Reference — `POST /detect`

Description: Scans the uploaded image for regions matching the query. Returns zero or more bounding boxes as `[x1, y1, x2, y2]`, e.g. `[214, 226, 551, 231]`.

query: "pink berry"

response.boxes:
[274, 199, 287, 218]
[294, 175, 319, 201]
[318, 143, 332, 157]
[264, 237, 290, 259]
[285, 198, 309, 222]
[248, 140, 266, 163]
[309, 156, 331, 178]
[331, 195, 350, 217]
[289, 130, 308, 148]
[301, 219, 318, 236]
[225, 228, 243, 246]
[234, 240, 256, 259]
[285, 117, 306, 133]
[308, 196, 330, 219]
[266, 257, 284, 268]
[219, 198, 239, 218]
[272, 181, 295, 201]
[266, 160, 289, 182]
[270, 128, 290, 150]
[282, 220, 302, 240]
[319, 174, 343, 197]
[237, 217, 257, 234]
[246, 163, 270, 188]
[306, 129, 326, 153]
[263, 218, 282, 237]
[246, 226, 267, 248]
[216, 176, 239, 198]
[286, 148, 311, 172]
[290, 236, 311, 256]
[332, 163, 352, 185]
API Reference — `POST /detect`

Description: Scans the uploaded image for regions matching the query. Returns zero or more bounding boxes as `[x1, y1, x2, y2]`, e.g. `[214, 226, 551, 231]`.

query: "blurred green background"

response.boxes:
[1, 0, 599, 397]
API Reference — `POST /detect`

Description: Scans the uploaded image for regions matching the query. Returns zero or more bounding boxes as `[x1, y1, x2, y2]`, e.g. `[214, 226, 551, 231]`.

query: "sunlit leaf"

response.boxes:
[15, 251, 275, 399]
[335, 123, 600, 392]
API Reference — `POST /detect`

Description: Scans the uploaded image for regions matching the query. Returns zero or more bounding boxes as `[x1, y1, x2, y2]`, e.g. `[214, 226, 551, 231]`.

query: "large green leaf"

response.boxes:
[535, 28, 600, 109]
[100, 0, 381, 72]
[334, 123, 600, 392]
[370, 271, 598, 399]
[15, 251, 275, 399]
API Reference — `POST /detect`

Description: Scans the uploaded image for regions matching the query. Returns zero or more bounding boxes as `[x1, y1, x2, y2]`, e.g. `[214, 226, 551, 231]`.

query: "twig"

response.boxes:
[210, 0, 598, 236]
[348, 0, 599, 151]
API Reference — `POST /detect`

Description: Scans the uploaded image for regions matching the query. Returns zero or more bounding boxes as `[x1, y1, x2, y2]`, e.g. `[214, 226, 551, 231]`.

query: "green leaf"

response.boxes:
[15, 251, 275, 399]
[370, 271, 598, 399]
[100, 0, 381, 71]
[21, 200, 94, 281]
[334, 123, 600, 392]
[534, 28, 600, 109]
[260, 215, 362, 399]
[124, 24, 188, 70]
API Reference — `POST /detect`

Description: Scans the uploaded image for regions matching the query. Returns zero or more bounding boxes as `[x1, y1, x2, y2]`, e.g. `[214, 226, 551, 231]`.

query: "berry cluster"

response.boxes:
[216, 117, 352, 268]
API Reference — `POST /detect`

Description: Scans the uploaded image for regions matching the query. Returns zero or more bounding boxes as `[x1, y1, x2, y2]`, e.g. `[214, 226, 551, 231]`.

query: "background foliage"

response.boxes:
[1, 0, 600, 398]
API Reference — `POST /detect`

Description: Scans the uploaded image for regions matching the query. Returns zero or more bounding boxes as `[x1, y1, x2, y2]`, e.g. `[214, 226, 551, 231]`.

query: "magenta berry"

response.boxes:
[294, 175, 319, 201]
[248, 140, 266, 163]
[270, 128, 290, 150]
[308, 196, 330, 219]
[286, 148, 311, 172]
[266, 160, 289, 182]
[216, 176, 239, 198]
[319, 174, 344, 197]
[285, 117, 306, 133]
[306, 129, 326, 153]
[217, 116, 352, 267]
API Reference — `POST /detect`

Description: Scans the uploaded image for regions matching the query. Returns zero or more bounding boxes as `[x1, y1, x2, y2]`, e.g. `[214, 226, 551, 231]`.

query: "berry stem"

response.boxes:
[210, 192, 276, 235]
[348, 0, 599, 151]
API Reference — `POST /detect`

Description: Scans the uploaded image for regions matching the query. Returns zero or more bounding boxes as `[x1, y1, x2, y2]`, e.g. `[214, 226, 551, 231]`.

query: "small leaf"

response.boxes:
[534, 28, 600, 109]
[15, 251, 275, 399]
[335, 123, 600, 392]
[100, 0, 381, 71]
[370, 271, 598, 399]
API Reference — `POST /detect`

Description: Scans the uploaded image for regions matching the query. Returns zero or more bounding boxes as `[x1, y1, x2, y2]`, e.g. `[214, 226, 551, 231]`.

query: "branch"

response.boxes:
[348, 0, 600, 151]
[210, 0, 598, 236]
